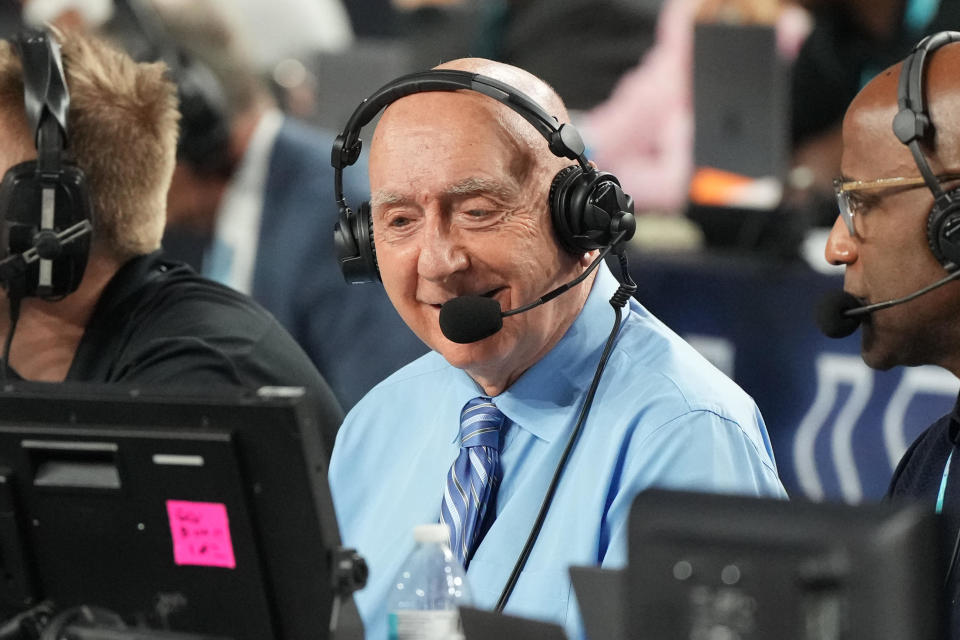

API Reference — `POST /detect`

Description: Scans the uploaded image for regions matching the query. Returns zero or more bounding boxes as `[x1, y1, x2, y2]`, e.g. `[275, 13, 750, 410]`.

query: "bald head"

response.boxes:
[371, 58, 574, 186]
[438, 58, 570, 165]
[433, 57, 571, 124]
[848, 41, 960, 175]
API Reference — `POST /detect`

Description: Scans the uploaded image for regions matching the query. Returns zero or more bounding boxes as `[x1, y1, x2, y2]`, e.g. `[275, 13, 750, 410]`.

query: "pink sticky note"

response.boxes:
[166, 500, 236, 569]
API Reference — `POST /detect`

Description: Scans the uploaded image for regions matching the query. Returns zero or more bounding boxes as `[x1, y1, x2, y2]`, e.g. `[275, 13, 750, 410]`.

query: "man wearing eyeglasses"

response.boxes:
[824, 34, 960, 636]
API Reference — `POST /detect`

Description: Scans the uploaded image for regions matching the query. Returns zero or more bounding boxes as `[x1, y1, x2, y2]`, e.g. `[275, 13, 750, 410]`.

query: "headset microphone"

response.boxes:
[816, 268, 960, 339]
[816, 290, 864, 339]
[438, 234, 626, 344]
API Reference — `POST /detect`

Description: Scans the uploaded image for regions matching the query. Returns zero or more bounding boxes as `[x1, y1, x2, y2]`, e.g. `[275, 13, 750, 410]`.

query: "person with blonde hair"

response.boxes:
[0, 27, 339, 429]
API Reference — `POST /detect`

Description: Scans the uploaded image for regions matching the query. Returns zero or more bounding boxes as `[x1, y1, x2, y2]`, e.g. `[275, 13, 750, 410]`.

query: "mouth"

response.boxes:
[429, 287, 505, 310]
[846, 291, 869, 306]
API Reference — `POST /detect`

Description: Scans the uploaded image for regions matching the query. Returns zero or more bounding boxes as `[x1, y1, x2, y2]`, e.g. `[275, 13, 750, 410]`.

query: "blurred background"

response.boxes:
[3, 0, 958, 504]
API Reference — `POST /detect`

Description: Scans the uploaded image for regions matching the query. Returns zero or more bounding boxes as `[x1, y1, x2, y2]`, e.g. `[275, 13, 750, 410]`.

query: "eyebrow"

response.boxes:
[369, 190, 407, 210]
[445, 176, 518, 201]
[370, 176, 519, 211]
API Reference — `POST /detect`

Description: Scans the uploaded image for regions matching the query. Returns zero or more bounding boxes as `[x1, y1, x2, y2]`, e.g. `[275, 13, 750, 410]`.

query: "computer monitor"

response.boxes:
[628, 489, 944, 640]
[0, 383, 361, 640]
[687, 22, 798, 253]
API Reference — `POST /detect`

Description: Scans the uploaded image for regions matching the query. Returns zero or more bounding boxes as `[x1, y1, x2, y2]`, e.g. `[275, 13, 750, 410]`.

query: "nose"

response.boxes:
[824, 215, 858, 266]
[417, 213, 469, 282]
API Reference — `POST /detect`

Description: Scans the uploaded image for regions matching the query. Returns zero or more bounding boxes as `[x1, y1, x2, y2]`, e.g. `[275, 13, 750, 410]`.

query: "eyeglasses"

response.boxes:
[834, 174, 960, 236]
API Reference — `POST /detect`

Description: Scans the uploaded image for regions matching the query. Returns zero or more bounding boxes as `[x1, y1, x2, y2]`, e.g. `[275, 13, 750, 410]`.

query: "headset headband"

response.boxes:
[16, 29, 70, 178]
[330, 69, 590, 206]
[893, 30, 960, 202]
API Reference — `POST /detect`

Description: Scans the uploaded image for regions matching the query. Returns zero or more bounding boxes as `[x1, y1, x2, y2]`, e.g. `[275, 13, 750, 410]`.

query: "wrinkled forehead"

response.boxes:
[372, 89, 540, 153]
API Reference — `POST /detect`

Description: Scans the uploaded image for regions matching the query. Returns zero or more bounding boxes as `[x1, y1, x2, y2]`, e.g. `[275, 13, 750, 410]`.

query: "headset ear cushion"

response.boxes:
[0, 159, 91, 300]
[356, 201, 380, 281]
[334, 201, 380, 284]
[549, 165, 590, 254]
[929, 191, 960, 269]
[549, 165, 635, 254]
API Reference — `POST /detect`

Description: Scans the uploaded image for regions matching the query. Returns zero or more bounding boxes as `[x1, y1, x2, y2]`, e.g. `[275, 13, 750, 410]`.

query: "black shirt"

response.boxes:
[888, 391, 960, 638]
[8, 251, 343, 452]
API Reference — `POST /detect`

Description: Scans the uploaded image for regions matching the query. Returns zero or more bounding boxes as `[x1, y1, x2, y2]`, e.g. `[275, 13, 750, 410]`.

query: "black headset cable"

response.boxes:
[494, 247, 636, 611]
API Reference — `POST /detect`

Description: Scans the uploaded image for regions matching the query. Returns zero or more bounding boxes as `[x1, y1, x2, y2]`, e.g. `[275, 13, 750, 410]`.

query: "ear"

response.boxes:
[579, 249, 599, 268]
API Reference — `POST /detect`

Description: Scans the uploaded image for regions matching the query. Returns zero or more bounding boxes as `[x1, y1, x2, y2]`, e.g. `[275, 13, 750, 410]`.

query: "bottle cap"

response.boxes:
[413, 523, 450, 544]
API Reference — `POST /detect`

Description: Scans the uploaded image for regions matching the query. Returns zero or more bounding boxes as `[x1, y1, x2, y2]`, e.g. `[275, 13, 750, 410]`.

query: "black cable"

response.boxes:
[2, 294, 21, 384]
[494, 250, 637, 611]
[502, 240, 618, 317]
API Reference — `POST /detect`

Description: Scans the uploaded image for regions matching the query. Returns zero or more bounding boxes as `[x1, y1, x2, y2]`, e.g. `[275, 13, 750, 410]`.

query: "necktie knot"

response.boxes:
[458, 396, 504, 450]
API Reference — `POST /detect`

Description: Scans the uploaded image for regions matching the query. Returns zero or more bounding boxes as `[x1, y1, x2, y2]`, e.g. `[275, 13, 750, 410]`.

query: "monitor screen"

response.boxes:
[628, 489, 944, 640]
[0, 383, 352, 640]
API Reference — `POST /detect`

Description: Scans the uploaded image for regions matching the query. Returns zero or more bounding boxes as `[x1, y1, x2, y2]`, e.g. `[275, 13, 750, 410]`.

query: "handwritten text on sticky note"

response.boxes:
[166, 500, 236, 569]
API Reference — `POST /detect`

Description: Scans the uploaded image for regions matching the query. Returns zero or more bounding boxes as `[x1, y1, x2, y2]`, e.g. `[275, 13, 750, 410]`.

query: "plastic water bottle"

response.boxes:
[387, 523, 473, 640]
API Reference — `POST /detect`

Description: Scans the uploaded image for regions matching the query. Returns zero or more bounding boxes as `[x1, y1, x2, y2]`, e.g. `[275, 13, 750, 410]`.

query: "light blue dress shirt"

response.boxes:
[329, 263, 786, 639]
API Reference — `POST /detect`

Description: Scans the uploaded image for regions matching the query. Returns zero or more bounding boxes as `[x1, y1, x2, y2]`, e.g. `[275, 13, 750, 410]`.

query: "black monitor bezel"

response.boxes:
[0, 382, 343, 640]
[628, 489, 944, 640]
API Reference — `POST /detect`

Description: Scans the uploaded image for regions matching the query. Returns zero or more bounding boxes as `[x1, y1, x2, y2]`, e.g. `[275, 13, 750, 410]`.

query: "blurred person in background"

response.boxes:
[582, 0, 810, 217]
[373, 0, 661, 112]
[206, 0, 353, 71]
[98, 0, 427, 413]
[582, 0, 960, 224]
[472, 0, 662, 112]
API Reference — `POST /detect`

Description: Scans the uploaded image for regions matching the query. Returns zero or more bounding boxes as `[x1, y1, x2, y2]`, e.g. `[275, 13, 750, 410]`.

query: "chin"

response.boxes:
[436, 339, 499, 370]
[860, 328, 906, 372]
[430, 330, 512, 373]
[860, 350, 897, 371]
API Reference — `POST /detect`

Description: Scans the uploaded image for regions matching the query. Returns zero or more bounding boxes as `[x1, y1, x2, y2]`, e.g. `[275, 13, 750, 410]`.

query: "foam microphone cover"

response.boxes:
[439, 295, 503, 344]
[816, 290, 864, 339]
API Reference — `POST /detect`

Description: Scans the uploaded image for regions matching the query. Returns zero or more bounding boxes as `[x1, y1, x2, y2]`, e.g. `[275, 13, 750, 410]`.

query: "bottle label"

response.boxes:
[387, 609, 463, 640]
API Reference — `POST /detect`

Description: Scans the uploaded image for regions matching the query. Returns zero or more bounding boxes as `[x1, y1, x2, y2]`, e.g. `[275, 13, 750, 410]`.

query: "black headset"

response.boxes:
[331, 69, 635, 284]
[168, 45, 232, 175]
[0, 29, 92, 301]
[892, 30, 960, 269]
[110, 0, 232, 176]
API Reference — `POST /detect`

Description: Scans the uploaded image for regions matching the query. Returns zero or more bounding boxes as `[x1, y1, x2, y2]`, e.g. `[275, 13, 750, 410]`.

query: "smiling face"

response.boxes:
[824, 58, 960, 372]
[368, 90, 592, 394]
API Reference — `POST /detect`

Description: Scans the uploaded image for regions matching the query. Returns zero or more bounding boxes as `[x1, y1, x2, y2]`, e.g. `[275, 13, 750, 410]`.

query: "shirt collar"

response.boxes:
[221, 108, 284, 201]
[208, 109, 284, 294]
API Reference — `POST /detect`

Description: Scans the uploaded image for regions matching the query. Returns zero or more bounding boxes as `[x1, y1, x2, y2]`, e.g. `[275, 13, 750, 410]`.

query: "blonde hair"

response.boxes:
[0, 28, 179, 260]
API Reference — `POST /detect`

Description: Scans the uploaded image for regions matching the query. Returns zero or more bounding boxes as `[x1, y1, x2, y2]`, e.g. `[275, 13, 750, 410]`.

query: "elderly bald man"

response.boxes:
[825, 33, 960, 637]
[328, 57, 785, 638]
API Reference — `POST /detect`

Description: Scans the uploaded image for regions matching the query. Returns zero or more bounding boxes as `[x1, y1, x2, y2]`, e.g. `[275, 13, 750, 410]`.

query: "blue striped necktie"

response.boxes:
[440, 396, 505, 568]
